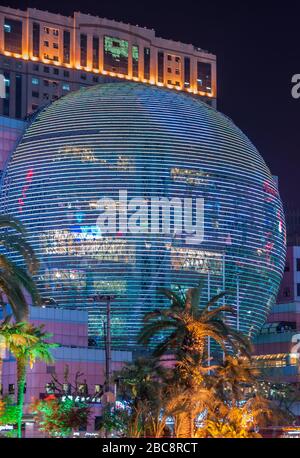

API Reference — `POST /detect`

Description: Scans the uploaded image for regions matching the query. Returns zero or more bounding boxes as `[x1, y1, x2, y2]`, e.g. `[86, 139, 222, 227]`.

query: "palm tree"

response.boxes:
[116, 357, 169, 437]
[0, 317, 38, 404]
[212, 355, 258, 404]
[0, 215, 40, 322]
[201, 395, 275, 438]
[139, 285, 251, 361]
[0, 319, 55, 438]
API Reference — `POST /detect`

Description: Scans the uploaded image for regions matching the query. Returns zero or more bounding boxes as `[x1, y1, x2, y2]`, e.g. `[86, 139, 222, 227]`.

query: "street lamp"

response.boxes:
[91, 294, 115, 397]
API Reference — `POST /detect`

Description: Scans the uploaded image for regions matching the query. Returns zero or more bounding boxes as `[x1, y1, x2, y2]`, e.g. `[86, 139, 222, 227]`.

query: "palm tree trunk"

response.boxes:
[176, 411, 194, 437]
[16, 358, 27, 438]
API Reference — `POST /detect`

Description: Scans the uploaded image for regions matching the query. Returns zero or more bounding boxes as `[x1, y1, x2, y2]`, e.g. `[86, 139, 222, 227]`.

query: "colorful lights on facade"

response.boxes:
[1, 82, 286, 346]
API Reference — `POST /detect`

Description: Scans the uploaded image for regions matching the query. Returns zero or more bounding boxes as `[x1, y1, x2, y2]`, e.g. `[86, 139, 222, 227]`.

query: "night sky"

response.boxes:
[3, 0, 300, 211]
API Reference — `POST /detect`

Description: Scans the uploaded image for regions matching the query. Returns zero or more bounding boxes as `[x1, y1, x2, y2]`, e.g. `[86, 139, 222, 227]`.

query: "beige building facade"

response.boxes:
[0, 6, 216, 119]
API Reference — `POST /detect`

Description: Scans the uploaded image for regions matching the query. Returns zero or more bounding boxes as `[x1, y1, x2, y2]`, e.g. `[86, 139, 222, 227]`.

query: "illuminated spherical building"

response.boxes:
[1, 83, 286, 348]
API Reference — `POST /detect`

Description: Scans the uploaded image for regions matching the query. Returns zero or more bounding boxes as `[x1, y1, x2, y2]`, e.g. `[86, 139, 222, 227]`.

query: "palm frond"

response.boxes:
[138, 320, 179, 345]
[157, 287, 184, 309]
[0, 215, 26, 235]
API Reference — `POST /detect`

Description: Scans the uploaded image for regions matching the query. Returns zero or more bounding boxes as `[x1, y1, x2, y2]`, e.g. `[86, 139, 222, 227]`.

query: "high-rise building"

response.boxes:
[254, 246, 300, 383]
[285, 206, 300, 246]
[0, 115, 25, 174]
[252, 244, 300, 419]
[0, 6, 217, 120]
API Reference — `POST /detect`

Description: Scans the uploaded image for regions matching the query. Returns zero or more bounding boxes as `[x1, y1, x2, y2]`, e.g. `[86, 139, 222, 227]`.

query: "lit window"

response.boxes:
[104, 36, 129, 75]
[63, 383, 70, 394]
[62, 83, 70, 91]
[78, 384, 88, 395]
[45, 383, 55, 394]
[32, 77, 39, 85]
[95, 384, 102, 394]
[4, 24, 11, 33]
[8, 384, 15, 394]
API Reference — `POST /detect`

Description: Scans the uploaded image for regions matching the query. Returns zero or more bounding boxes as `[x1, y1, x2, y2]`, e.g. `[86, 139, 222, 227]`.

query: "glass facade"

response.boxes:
[197, 61, 212, 93]
[1, 83, 285, 348]
[0, 115, 25, 172]
[4, 18, 22, 54]
[3, 71, 10, 116]
[15, 74, 22, 119]
[184, 56, 190, 88]
[80, 33, 87, 67]
[143, 47, 150, 80]
[132, 45, 139, 78]
[32, 22, 40, 58]
[103, 36, 128, 74]
[157, 51, 164, 83]
[63, 30, 70, 64]
[92, 36, 99, 69]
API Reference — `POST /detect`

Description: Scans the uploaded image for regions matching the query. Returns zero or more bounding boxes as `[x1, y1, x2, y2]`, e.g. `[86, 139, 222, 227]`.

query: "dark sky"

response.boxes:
[3, 0, 300, 210]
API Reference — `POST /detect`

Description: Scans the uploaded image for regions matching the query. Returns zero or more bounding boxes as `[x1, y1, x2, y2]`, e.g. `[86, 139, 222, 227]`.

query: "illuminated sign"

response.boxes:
[171, 248, 223, 275]
[0, 425, 14, 431]
[61, 395, 101, 404]
[171, 167, 210, 186]
[40, 230, 135, 264]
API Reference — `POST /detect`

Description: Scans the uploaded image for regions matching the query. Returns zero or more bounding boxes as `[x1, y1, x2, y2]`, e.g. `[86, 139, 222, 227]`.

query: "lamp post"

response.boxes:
[92, 294, 115, 395]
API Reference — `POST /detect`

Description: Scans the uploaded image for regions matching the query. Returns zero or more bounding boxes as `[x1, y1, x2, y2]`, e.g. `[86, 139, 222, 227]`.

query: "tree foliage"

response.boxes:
[0, 215, 40, 322]
[0, 396, 19, 425]
[31, 395, 90, 437]
[114, 285, 290, 438]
